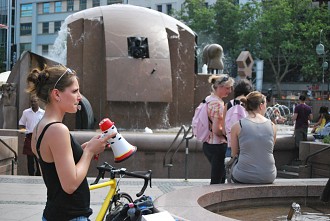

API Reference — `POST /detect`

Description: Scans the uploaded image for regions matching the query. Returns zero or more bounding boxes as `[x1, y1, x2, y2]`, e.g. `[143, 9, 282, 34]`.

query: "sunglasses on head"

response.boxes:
[218, 75, 229, 85]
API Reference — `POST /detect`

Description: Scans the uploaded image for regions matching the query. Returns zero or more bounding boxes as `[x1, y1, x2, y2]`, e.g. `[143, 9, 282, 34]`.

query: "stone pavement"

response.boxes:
[0, 175, 209, 221]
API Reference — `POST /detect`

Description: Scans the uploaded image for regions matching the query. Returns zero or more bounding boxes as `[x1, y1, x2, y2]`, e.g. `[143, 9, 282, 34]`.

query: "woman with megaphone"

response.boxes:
[26, 65, 116, 221]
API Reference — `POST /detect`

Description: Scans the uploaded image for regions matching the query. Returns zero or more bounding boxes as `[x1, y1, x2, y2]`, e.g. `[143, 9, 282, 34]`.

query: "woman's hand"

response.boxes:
[84, 132, 117, 156]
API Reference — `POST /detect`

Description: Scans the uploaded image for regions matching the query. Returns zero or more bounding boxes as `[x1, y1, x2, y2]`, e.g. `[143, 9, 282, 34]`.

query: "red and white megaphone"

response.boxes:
[99, 118, 137, 163]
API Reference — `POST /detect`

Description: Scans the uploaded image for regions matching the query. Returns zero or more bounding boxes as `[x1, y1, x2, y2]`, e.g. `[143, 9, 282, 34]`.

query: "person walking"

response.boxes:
[19, 95, 45, 176]
[230, 91, 277, 184]
[292, 95, 313, 157]
[26, 65, 115, 221]
[202, 74, 234, 184]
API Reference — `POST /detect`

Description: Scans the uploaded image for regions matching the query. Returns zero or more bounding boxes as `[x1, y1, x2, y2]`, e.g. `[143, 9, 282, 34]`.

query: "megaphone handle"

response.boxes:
[94, 154, 99, 160]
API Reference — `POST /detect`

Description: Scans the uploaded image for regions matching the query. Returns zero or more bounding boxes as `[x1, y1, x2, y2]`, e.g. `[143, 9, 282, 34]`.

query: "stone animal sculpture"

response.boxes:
[202, 44, 224, 74]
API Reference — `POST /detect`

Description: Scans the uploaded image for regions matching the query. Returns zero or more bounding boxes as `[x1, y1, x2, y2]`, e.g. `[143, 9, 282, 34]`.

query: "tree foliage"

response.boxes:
[238, 0, 330, 96]
[176, 0, 330, 97]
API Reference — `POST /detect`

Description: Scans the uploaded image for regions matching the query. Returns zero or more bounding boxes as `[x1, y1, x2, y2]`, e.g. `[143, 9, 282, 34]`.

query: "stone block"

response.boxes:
[236, 51, 254, 78]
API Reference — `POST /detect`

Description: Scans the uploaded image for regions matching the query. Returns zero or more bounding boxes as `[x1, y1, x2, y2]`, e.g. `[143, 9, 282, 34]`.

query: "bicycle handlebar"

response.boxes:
[90, 162, 152, 197]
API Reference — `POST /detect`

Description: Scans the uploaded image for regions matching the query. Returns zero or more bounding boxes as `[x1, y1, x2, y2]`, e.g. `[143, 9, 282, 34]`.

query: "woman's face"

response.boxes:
[216, 84, 232, 99]
[59, 77, 82, 113]
[260, 97, 267, 115]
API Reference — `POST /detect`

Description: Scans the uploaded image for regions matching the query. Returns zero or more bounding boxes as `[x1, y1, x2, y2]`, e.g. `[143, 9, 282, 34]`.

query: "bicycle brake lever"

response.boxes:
[149, 170, 152, 188]
[90, 171, 103, 185]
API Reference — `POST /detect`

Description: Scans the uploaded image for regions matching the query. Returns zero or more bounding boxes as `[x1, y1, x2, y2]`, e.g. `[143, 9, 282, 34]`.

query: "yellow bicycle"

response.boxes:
[89, 162, 152, 221]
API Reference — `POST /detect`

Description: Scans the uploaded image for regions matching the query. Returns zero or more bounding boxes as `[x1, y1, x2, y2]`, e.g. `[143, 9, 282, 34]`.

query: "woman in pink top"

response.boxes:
[203, 74, 234, 184]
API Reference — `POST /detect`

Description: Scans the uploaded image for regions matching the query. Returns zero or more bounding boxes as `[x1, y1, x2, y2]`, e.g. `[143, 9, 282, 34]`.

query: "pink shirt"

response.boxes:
[206, 94, 227, 144]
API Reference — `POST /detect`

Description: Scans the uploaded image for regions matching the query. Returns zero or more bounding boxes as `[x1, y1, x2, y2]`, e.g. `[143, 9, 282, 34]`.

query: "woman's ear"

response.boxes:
[51, 89, 61, 102]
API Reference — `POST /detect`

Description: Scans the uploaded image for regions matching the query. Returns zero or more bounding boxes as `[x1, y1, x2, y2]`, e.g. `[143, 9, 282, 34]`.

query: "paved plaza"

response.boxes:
[0, 124, 320, 221]
[0, 175, 209, 221]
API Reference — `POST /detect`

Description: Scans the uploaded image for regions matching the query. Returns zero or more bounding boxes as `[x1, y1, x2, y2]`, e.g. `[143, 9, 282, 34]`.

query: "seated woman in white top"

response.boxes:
[230, 91, 277, 184]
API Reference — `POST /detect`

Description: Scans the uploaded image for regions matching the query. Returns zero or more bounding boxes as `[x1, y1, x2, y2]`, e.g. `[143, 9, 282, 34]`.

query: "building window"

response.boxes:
[157, 5, 162, 12]
[166, 4, 172, 15]
[80, 0, 87, 10]
[42, 45, 49, 55]
[21, 4, 32, 17]
[205, 2, 209, 8]
[43, 2, 50, 14]
[107, 0, 121, 5]
[42, 22, 49, 34]
[55, 1, 62, 12]
[20, 23, 32, 35]
[67, 0, 74, 11]
[20, 43, 31, 55]
[54, 21, 61, 32]
[93, 0, 100, 7]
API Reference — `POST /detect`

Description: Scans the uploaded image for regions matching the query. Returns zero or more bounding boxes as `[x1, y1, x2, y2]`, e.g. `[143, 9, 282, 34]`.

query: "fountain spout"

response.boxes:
[287, 202, 301, 220]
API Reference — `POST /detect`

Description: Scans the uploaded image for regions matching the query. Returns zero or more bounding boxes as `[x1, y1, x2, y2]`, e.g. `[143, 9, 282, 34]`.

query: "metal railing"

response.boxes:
[303, 144, 330, 178]
[0, 138, 18, 175]
[163, 125, 194, 180]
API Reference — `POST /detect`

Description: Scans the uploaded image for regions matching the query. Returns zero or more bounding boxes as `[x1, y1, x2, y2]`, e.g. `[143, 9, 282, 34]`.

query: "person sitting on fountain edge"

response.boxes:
[311, 106, 330, 134]
[229, 91, 277, 184]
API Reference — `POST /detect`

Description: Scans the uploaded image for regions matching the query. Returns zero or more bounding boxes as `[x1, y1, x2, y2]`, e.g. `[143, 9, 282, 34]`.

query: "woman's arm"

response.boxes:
[230, 122, 241, 157]
[313, 114, 322, 127]
[222, 103, 228, 136]
[272, 121, 277, 144]
[47, 124, 115, 194]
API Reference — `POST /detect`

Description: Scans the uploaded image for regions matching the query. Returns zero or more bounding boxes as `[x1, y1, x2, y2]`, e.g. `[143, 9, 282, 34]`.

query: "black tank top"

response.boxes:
[36, 122, 92, 220]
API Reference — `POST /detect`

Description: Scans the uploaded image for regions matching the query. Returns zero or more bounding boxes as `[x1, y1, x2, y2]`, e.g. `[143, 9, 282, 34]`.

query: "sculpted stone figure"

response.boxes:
[1, 83, 17, 129]
[202, 44, 224, 74]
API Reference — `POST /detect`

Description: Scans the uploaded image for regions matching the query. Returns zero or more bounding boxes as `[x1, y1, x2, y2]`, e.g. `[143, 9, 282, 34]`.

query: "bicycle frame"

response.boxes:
[89, 179, 117, 221]
[89, 162, 152, 221]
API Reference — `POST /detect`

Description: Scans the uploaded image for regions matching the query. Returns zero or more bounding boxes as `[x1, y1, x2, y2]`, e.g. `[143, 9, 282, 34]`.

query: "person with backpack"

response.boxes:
[201, 74, 234, 184]
[230, 91, 277, 184]
[222, 79, 253, 157]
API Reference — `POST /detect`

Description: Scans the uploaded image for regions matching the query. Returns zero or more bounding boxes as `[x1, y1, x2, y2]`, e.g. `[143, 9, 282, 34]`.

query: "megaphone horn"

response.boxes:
[99, 118, 137, 163]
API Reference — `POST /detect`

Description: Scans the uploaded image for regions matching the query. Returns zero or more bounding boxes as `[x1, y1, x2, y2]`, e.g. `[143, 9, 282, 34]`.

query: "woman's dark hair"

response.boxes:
[240, 91, 265, 112]
[319, 106, 328, 114]
[26, 65, 77, 104]
[234, 79, 253, 98]
[324, 112, 330, 123]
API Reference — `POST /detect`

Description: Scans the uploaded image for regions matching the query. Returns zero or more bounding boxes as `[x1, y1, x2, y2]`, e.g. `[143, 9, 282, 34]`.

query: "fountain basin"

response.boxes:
[153, 179, 327, 221]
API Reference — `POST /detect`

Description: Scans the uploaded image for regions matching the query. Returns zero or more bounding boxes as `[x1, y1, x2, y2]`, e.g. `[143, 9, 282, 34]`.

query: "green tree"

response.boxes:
[212, 0, 241, 56]
[176, 0, 330, 91]
[174, 0, 215, 43]
[238, 0, 330, 96]
[174, 0, 216, 71]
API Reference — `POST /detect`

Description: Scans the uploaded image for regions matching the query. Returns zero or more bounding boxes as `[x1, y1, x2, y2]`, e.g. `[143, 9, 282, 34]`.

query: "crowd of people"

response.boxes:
[201, 74, 330, 186]
[201, 74, 277, 185]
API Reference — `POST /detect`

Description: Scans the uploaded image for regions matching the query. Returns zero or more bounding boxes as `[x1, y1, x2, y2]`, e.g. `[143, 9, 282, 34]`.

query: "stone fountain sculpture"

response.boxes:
[5, 4, 214, 130]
